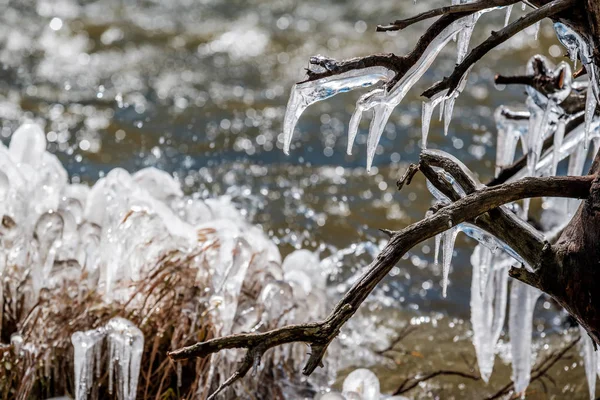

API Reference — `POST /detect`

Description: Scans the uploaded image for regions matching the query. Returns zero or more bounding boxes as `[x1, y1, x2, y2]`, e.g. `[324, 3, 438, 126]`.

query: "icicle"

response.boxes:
[533, 21, 541, 40]
[71, 329, 105, 400]
[554, 22, 600, 102]
[552, 118, 566, 176]
[442, 227, 459, 297]
[283, 67, 391, 154]
[443, 66, 473, 137]
[567, 141, 588, 214]
[580, 325, 597, 400]
[509, 280, 542, 396]
[106, 318, 144, 400]
[585, 75, 597, 148]
[434, 233, 441, 265]
[521, 2, 526, 10]
[421, 90, 448, 149]
[470, 246, 509, 382]
[348, 15, 471, 169]
[504, 4, 513, 27]
[366, 104, 394, 171]
[525, 96, 545, 177]
[494, 107, 527, 177]
[347, 89, 383, 155]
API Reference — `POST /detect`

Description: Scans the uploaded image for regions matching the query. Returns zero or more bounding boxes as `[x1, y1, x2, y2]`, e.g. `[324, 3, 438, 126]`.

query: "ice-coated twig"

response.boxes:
[422, 0, 576, 99]
[376, 0, 521, 32]
[168, 175, 592, 397]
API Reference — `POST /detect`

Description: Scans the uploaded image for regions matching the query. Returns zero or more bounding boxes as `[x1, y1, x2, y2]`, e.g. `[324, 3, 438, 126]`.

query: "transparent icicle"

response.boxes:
[282, 66, 392, 154]
[470, 246, 509, 382]
[525, 97, 545, 177]
[434, 233, 442, 265]
[585, 75, 597, 148]
[554, 22, 600, 103]
[443, 66, 474, 137]
[533, 21, 541, 40]
[552, 117, 567, 176]
[580, 325, 597, 400]
[521, 2, 526, 10]
[494, 107, 527, 177]
[509, 280, 542, 396]
[567, 141, 588, 215]
[71, 329, 105, 400]
[504, 4, 513, 27]
[350, 15, 471, 171]
[442, 227, 459, 297]
[421, 90, 448, 148]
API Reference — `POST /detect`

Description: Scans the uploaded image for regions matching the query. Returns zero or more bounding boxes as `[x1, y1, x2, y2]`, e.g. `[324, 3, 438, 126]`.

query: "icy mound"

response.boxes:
[1, 123, 333, 399]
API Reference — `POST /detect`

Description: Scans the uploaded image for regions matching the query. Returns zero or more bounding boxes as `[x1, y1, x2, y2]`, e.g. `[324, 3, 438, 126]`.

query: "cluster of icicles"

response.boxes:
[1, 123, 356, 399]
[282, 3, 600, 398]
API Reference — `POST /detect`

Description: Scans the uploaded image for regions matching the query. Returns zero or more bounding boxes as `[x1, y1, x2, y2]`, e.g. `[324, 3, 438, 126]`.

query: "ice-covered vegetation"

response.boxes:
[3, 0, 600, 399]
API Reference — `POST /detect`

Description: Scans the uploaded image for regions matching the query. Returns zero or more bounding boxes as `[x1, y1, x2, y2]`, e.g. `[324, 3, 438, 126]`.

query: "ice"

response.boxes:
[554, 22, 599, 102]
[551, 118, 566, 176]
[585, 76, 597, 146]
[71, 329, 104, 400]
[347, 15, 470, 170]
[494, 107, 528, 177]
[106, 318, 144, 400]
[580, 325, 597, 400]
[442, 227, 459, 297]
[282, 67, 392, 155]
[342, 368, 380, 400]
[470, 246, 509, 382]
[8, 123, 47, 167]
[443, 66, 473, 137]
[421, 90, 448, 148]
[509, 280, 542, 396]
[504, 4, 513, 27]
[533, 21, 541, 41]
[434, 233, 441, 265]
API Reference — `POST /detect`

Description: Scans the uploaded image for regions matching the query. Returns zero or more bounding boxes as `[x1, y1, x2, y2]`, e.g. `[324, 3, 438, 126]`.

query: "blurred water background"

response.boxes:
[0, 0, 589, 397]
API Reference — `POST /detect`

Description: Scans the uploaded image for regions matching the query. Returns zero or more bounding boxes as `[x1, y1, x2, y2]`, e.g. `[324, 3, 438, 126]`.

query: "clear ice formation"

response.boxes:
[504, 4, 513, 27]
[494, 107, 529, 177]
[283, 66, 393, 155]
[4, 122, 340, 397]
[470, 245, 509, 382]
[72, 317, 143, 400]
[284, 14, 476, 171]
[579, 325, 598, 400]
[509, 280, 542, 396]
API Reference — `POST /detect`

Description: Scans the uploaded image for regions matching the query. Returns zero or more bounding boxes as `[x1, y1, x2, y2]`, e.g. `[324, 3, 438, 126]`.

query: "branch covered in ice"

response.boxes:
[376, 0, 520, 32]
[169, 171, 593, 397]
[422, 0, 575, 99]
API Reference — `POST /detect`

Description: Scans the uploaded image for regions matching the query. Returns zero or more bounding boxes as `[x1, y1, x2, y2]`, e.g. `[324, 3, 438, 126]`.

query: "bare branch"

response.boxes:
[422, 0, 575, 98]
[397, 163, 420, 190]
[377, 0, 520, 32]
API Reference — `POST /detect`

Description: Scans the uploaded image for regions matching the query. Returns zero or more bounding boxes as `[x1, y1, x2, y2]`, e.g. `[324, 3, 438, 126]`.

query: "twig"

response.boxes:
[377, 0, 520, 32]
[397, 163, 420, 190]
[393, 370, 481, 395]
[422, 0, 575, 98]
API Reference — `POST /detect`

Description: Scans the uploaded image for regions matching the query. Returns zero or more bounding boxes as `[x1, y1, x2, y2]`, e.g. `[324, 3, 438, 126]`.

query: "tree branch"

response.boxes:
[419, 150, 548, 270]
[377, 0, 520, 32]
[168, 175, 593, 397]
[422, 0, 575, 98]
